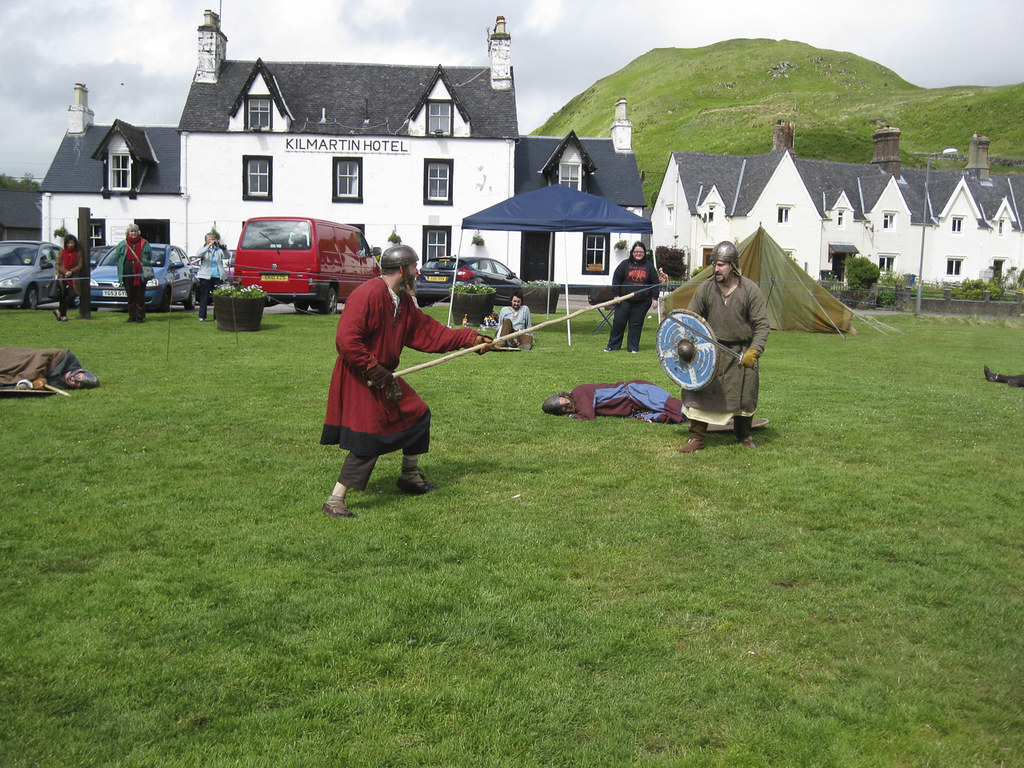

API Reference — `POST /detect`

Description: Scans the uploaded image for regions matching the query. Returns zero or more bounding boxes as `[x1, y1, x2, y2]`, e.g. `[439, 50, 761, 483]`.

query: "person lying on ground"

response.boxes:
[0, 347, 99, 390]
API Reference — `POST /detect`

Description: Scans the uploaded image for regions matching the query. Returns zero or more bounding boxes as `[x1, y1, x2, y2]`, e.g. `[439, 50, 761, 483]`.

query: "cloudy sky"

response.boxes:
[2, 0, 1022, 181]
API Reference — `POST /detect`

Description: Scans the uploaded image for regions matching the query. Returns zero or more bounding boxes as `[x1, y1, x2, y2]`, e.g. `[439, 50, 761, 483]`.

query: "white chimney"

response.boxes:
[68, 83, 94, 135]
[195, 9, 228, 84]
[611, 98, 633, 153]
[488, 16, 512, 91]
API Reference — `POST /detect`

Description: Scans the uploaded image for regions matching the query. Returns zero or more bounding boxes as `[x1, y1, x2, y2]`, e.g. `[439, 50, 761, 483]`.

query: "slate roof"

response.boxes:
[515, 136, 645, 207]
[178, 60, 518, 138]
[40, 125, 181, 195]
[670, 149, 1024, 233]
[0, 190, 42, 229]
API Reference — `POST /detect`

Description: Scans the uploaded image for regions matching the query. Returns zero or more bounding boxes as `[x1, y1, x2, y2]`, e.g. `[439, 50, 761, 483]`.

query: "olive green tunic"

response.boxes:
[683, 276, 770, 415]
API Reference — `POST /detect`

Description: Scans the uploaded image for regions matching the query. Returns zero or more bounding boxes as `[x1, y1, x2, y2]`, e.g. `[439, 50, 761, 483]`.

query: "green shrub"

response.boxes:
[846, 256, 881, 290]
[952, 278, 1004, 300]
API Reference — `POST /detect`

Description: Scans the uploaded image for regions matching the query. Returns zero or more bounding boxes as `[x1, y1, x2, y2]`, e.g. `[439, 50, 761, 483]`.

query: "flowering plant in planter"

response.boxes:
[615, 239, 629, 250]
[452, 283, 495, 294]
[213, 283, 266, 299]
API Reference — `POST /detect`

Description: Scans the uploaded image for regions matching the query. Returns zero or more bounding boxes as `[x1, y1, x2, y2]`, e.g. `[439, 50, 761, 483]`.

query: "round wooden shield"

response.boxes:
[657, 310, 718, 391]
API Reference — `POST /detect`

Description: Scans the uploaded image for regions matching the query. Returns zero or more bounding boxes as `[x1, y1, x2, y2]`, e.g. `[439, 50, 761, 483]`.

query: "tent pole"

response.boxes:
[563, 232, 572, 346]
[445, 232, 468, 327]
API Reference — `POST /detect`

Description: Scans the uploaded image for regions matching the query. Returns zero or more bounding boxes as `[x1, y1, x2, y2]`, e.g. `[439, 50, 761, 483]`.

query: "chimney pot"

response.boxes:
[871, 125, 901, 179]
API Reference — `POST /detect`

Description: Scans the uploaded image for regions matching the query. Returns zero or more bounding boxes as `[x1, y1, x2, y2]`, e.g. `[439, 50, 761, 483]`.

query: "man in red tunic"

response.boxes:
[320, 245, 492, 518]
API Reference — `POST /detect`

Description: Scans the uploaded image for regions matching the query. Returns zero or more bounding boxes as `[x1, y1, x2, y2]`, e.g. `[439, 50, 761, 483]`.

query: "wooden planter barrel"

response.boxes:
[522, 285, 559, 315]
[450, 291, 495, 326]
[213, 295, 265, 332]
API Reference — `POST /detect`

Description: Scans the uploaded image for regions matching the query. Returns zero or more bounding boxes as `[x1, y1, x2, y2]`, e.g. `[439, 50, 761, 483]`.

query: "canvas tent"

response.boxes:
[461, 184, 652, 344]
[665, 227, 854, 334]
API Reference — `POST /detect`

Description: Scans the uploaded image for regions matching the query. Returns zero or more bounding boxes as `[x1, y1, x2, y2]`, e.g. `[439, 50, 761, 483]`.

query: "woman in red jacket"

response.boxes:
[54, 234, 83, 322]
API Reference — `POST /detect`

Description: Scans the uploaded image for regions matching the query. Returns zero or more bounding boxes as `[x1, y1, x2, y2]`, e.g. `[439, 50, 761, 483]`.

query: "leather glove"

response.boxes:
[741, 348, 760, 369]
[364, 363, 393, 388]
[474, 334, 495, 354]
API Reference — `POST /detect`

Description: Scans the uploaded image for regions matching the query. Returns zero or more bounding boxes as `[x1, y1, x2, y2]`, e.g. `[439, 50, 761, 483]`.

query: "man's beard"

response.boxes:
[398, 266, 417, 295]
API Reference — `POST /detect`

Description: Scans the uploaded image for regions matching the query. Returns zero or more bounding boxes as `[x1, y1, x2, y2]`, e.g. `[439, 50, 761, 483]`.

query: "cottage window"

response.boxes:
[89, 221, 106, 249]
[998, 220, 1005, 235]
[423, 227, 451, 260]
[706, 206, 715, 223]
[110, 152, 131, 191]
[951, 216, 963, 233]
[246, 97, 271, 131]
[424, 159, 453, 205]
[878, 255, 895, 271]
[777, 206, 790, 224]
[427, 101, 452, 135]
[836, 209, 845, 227]
[559, 163, 581, 190]
[882, 212, 895, 229]
[946, 258, 962, 276]
[243, 156, 272, 200]
[583, 233, 609, 275]
[333, 158, 362, 203]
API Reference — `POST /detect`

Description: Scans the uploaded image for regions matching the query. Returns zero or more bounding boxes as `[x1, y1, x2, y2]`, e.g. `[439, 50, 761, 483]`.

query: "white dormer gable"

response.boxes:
[697, 186, 725, 225]
[408, 76, 470, 138]
[227, 61, 292, 132]
[937, 178, 984, 223]
[829, 190, 855, 226]
[992, 198, 1018, 231]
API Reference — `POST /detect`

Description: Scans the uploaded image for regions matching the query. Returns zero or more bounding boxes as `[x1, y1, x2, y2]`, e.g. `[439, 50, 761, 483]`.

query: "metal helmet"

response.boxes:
[542, 392, 574, 415]
[711, 240, 741, 275]
[380, 244, 418, 271]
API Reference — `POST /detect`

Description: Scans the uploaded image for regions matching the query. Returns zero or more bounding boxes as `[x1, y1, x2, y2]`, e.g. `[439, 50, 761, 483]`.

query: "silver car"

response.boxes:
[0, 241, 61, 309]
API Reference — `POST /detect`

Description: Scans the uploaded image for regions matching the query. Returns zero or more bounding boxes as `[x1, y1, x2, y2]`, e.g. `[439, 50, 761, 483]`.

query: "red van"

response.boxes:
[234, 217, 380, 314]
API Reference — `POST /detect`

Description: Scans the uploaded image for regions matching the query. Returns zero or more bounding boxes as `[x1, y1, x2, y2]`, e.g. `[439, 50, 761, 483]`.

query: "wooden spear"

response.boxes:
[393, 290, 639, 378]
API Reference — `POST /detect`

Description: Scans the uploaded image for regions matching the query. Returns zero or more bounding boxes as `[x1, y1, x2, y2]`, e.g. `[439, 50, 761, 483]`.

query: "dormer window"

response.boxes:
[110, 152, 131, 191]
[246, 97, 272, 131]
[427, 101, 452, 136]
[559, 162, 581, 190]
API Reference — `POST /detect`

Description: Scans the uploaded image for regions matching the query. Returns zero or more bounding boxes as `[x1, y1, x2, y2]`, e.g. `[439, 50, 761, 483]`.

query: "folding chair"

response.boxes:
[589, 286, 615, 334]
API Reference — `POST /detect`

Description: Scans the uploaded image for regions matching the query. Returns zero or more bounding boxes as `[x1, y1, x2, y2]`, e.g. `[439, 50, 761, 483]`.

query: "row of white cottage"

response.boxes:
[652, 123, 1024, 285]
[41, 10, 1022, 289]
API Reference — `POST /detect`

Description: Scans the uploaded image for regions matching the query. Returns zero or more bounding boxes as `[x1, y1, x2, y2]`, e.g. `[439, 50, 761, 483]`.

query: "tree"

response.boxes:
[845, 256, 880, 290]
[0, 173, 40, 191]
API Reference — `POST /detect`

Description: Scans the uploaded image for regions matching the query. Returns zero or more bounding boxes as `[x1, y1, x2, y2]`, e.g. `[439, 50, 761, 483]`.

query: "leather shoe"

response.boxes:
[679, 439, 704, 453]
[397, 474, 439, 494]
[738, 437, 756, 450]
[322, 499, 356, 518]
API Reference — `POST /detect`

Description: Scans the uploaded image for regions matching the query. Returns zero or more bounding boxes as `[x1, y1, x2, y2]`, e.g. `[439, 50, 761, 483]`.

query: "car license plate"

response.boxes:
[426, 275, 448, 282]
[102, 289, 127, 298]
[261, 273, 288, 281]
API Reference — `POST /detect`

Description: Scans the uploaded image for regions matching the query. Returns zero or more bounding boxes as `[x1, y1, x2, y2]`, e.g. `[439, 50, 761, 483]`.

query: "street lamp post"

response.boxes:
[916, 148, 958, 315]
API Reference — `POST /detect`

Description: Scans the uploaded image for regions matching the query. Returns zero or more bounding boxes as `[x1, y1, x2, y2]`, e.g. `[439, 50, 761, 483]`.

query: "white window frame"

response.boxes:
[423, 227, 450, 260]
[427, 101, 452, 135]
[246, 97, 272, 131]
[836, 209, 845, 227]
[946, 258, 963, 276]
[243, 156, 272, 200]
[583, 233, 608, 275]
[777, 206, 791, 224]
[559, 163, 581, 190]
[878, 255, 895, 271]
[882, 212, 895, 230]
[424, 159, 453, 205]
[110, 152, 131, 191]
[706, 205, 715, 223]
[332, 157, 362, 203]
[951, 216, 963, 233]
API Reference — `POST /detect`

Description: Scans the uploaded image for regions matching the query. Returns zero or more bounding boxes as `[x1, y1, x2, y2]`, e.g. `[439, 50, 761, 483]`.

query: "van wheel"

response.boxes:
[318, 287, 338, 315]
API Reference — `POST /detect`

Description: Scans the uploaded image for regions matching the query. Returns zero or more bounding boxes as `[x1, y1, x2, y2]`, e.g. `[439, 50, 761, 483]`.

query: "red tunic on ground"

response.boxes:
[321, 278, 479, 456]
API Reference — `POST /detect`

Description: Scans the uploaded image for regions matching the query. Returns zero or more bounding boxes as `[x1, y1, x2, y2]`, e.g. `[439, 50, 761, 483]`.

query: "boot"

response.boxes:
[680, 420, 707, 453]
[733, 415, 756, 450]
[322, 494, 355, 518]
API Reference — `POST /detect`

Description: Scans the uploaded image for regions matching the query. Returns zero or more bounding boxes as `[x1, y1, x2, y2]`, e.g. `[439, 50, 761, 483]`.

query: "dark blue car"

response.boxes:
[89, 244, 196, 311]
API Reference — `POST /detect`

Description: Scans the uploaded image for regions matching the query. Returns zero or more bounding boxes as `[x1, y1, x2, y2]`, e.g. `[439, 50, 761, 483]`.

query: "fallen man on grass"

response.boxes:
[0, 347, 100, 392]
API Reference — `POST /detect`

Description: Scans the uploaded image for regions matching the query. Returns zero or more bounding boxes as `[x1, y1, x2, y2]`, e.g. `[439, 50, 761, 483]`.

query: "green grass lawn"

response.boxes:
[2, 306, 1022, 766]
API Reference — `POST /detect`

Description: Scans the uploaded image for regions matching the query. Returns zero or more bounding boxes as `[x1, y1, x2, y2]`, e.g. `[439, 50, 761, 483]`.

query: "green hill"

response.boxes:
[534, 39, 1024, 205]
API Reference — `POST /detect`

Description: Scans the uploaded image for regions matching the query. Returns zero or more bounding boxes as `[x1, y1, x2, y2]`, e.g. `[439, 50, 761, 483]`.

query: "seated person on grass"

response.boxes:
[494, 291, 533, 350]
[984, 365, 1024, 387]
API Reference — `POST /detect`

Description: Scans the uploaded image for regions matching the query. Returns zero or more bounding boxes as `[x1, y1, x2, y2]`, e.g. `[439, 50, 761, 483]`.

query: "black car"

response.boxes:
[415, 256, 524, 306]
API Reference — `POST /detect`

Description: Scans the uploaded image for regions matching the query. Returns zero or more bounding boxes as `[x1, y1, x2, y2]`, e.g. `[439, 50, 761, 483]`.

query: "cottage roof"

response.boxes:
[40, 125, 181, 195]
[515, 135, 645, 207]
[0, 190, 42, 229]
[178, 60, 518, 138]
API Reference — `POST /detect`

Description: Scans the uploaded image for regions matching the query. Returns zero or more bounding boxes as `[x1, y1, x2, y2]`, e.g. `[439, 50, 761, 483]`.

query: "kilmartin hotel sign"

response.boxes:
[284, 137, 410, 154]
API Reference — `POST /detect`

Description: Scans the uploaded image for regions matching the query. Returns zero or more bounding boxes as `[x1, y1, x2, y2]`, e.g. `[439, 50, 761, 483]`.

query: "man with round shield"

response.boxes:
[319, 245, 493, 518]
[679, 241, 770, 452]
